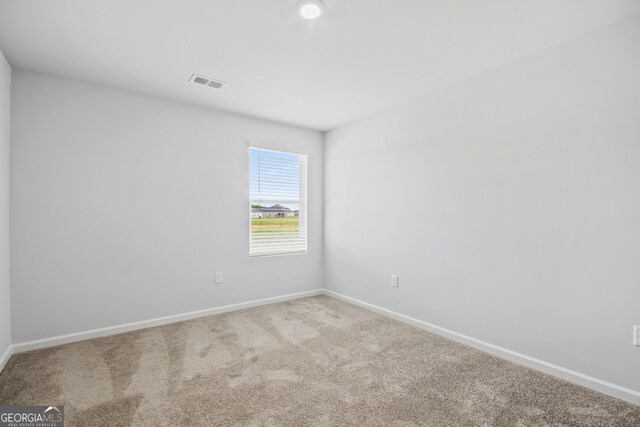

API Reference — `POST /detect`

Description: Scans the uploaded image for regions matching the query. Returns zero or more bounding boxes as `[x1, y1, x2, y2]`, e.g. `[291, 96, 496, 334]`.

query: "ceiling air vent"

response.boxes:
[189, 74, 227, 90]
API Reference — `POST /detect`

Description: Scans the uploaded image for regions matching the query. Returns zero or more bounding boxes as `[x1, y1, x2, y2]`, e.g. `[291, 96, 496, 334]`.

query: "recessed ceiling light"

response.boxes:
[297, 0, 326, 20]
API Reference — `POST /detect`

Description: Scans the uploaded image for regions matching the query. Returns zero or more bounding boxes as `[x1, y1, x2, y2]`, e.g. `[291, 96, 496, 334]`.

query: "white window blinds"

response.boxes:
[250, 148, 307, 256]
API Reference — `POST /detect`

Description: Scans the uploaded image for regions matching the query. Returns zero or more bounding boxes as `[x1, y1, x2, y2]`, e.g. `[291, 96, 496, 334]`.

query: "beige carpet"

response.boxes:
[0, 295, 638, 426]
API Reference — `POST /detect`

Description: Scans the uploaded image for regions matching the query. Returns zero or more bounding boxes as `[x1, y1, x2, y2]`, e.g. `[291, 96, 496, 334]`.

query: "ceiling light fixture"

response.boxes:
[297, 0, 326, 20]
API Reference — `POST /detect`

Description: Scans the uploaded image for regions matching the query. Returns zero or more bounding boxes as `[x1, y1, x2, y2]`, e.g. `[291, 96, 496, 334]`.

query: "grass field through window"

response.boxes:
[251, 217, 300, 233]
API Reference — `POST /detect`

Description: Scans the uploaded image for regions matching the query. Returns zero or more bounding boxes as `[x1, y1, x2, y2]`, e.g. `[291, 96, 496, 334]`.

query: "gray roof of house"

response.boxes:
[260, 204, 291, 213]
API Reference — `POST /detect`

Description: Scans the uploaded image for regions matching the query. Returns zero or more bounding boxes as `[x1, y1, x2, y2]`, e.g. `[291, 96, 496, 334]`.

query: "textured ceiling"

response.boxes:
[1, 0, 639, 130]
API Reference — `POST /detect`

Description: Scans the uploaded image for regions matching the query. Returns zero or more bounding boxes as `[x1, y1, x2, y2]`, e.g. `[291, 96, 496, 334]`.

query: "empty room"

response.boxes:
[0, 0, 639, 425]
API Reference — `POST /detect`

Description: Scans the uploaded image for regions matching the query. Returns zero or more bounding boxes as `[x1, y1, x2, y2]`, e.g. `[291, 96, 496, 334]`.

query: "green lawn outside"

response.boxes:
[251, 217, 300, 233]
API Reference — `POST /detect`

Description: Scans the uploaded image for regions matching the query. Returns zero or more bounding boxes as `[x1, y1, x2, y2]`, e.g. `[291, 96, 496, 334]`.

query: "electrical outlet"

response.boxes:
[634, 325, 640, 347]
[391, 275, 399, 288]
[215, 272, 224, 284]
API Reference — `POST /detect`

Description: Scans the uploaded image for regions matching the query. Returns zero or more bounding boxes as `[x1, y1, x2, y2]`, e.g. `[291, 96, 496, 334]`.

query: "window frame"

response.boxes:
[248, 146, 308, 258]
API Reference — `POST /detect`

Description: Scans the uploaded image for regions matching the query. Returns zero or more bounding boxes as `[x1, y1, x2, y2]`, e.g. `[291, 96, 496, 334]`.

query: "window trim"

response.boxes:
[248, 146, 308, 258]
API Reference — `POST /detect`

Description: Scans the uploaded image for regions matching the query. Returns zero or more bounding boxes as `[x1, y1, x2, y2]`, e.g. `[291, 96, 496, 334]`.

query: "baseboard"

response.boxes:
[0, 344, 13, 374]
[8, 288, 639, 406]
[322, 289, 640, 406]
[12, 289, 323, 354]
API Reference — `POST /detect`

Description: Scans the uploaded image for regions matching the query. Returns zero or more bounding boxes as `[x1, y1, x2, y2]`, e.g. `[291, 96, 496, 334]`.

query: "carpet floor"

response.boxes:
[0, 295, 638, 426]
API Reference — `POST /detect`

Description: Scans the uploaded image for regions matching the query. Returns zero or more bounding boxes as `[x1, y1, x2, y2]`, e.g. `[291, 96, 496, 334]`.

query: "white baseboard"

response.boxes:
[322, 289, 640, 406]
[7, 287, 639, 406]
[0, 344, 13, 373]
[12, 289, 323, 354]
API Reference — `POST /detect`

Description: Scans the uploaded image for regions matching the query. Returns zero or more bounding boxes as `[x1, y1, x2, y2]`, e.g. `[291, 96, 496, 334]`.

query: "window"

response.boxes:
[250, 147, 307, 256]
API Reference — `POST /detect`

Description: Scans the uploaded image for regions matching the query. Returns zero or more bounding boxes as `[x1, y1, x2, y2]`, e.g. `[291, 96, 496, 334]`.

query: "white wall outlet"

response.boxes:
[391, 275, 399, 288]
[634, 325, 640, 347]
[215, 272, 224, 284]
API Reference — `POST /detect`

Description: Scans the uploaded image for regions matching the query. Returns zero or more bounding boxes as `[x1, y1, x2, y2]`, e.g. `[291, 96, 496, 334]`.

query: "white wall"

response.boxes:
[325, 16, 640, 393]
[11, 71, 323, 343]
[0, 50, 11, 361]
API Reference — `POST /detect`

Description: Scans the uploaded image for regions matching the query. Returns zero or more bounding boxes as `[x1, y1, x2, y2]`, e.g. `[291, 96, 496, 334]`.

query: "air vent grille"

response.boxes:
[189, 74, 227, 90]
